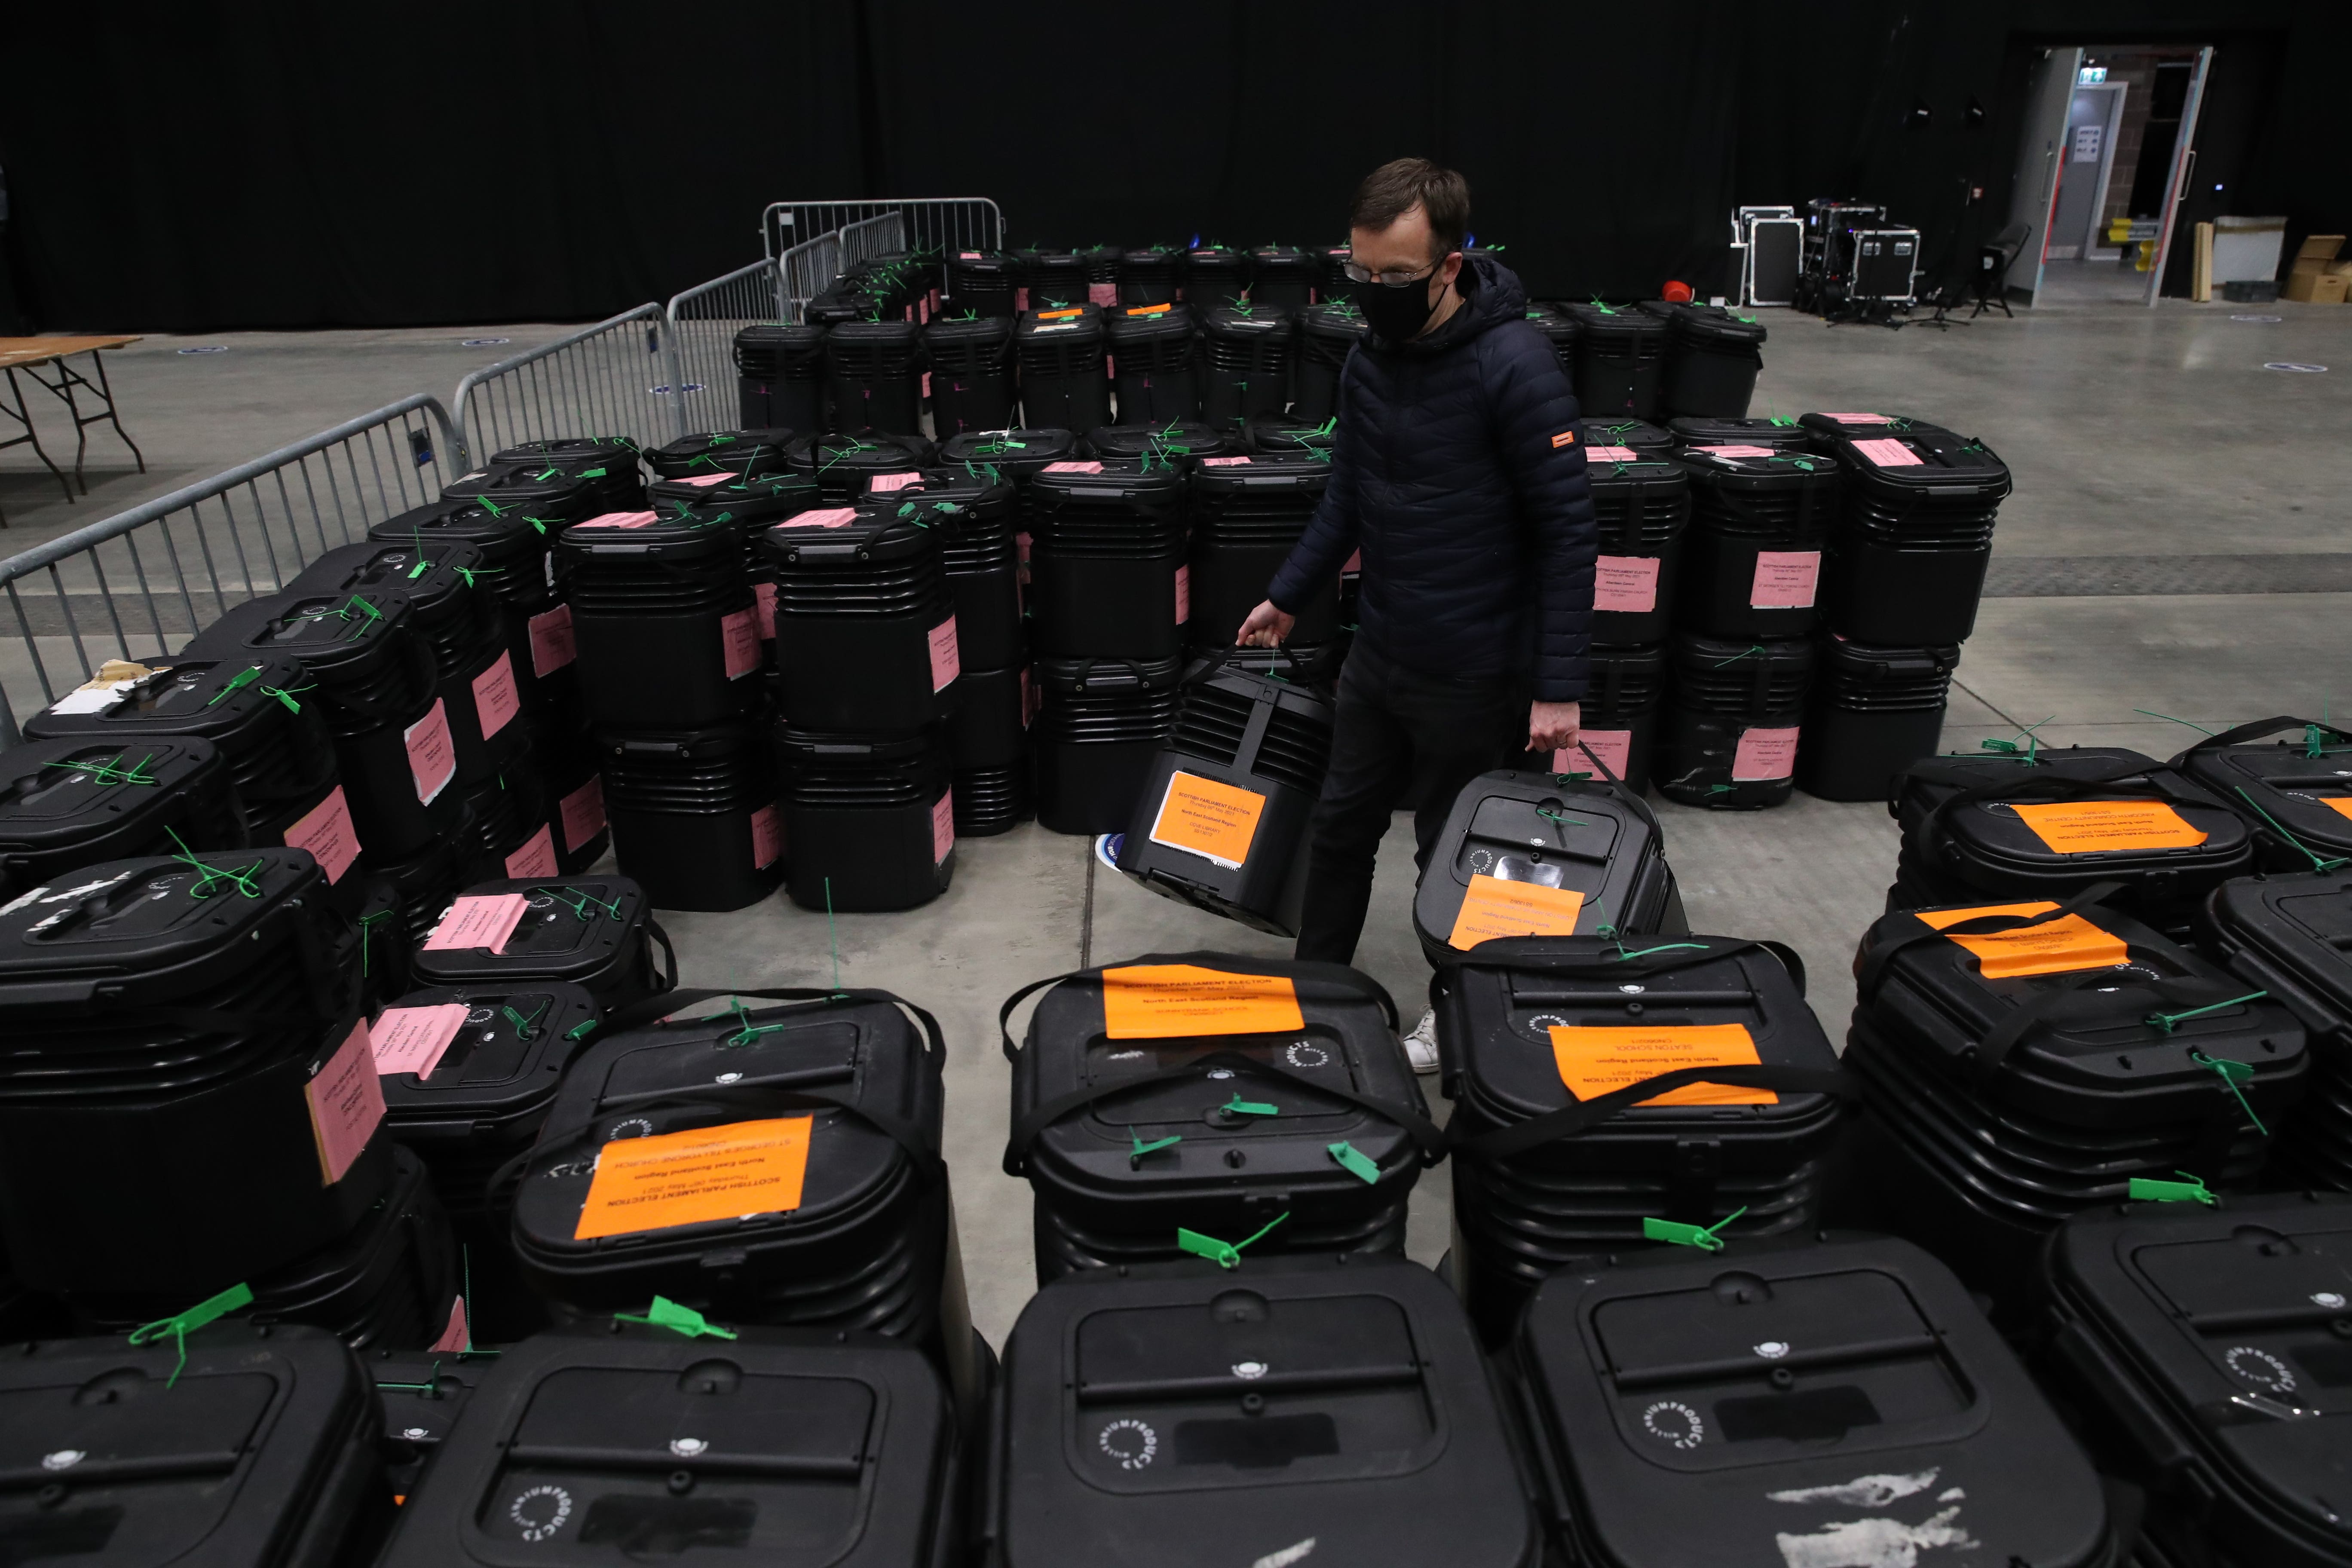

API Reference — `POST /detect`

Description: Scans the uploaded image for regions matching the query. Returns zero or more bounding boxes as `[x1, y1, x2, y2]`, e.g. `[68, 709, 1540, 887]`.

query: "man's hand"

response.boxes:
[1237, 600, 1296, 648]
[1528, 699, 1581, 758]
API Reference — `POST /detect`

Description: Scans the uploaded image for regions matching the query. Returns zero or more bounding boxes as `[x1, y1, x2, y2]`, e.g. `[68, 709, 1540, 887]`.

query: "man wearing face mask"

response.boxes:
[1237, 157, 1597, 1071]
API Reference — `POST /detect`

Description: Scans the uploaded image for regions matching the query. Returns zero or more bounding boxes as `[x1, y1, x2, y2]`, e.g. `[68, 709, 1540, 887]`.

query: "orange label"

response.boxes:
[2010, 799, 2207, 854]
[1100, 965, 1304, 1038]
[1547, 1023, 1776, 1107]
[1447, 873, 1585, 950]
[573, 1116, 812, 1240]
[2323, 798, 2352, 824]
[1550, 429, 1577, 447]
[1125, 303, 1173, 316]
[1148, 771, 1266, 868]
[1914, 901, 2129, 978]
[1037, 306, 1084, 320]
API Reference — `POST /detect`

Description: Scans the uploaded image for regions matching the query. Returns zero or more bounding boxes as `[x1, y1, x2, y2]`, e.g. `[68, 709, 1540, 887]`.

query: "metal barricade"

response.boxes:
[663, 260, 788, 439]
[0, 395, 460, 744]
[449, 303, 674, 462]
[781, 230, 844, 322]
[839, 212, 906, 272]
[761, 198, 1004, 260]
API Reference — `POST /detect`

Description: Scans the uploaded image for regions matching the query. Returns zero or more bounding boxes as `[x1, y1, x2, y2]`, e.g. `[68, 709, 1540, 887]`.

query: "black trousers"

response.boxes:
[1293, 642, 1528, 966]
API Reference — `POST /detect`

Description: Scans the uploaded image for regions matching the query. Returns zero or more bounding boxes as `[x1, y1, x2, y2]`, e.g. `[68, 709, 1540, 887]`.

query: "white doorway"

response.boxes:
[2047, 81, 2127, 260]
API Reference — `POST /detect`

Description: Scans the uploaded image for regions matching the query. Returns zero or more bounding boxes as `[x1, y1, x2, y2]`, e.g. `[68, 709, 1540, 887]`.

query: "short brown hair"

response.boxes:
[1349, 158, 1471, 261]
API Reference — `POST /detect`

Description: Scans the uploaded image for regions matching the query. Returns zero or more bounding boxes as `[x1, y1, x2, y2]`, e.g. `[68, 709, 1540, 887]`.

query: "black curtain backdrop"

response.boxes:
[1, 1, 2341, 332]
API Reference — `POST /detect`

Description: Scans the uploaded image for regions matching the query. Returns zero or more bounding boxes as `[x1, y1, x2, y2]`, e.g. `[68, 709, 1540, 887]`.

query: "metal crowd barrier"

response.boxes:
[0, 395, 459, 744]
[449, 304, 673, 463]
[781, 230, 844, 322]
[760, 198, 1004, 261]
[839, 212, 907, 273]
[663, 260, 788, 440]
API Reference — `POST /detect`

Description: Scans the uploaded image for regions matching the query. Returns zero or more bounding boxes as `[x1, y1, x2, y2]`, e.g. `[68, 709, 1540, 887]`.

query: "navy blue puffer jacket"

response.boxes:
[1265, 255, 1597, 701]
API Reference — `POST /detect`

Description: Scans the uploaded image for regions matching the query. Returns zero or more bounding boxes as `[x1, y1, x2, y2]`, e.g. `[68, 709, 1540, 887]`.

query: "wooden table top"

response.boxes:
[0, 336, 142, 368]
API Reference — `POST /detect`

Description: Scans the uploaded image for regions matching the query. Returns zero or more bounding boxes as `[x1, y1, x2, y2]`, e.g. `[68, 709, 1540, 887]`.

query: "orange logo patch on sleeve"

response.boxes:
[1551, 430, 1577, 447]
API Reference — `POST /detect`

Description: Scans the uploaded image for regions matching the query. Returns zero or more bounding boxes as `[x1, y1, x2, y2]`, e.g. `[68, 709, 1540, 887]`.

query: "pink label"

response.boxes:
[560, 775, 606, 853]
[282, 785, 360, 885]
[750, 803, 783, 869]
[668, 471, 740, 489]
[721, 607, 760, 680]
[1557, 730, 1633, 780]
[528, 604, 575, 676]
[1201, 456, 1252, 466]
[960, 250, 983, 259]
[868, 471, 923, 492]
[1105, 354, 1115, 379]
[1017, 530, 1032, 565]
[580, 511, 658, 529]
[916, 300, 928, 325]
[781, 506, 859, 528]
[1043, 461, 1104, 475]
[470, 650, 523, 739]
[306, 1020, 385, 1185]
[932, 789, 955, 862]
[1174, 564, 1191, 624]
[1020, 665, 1035, 727]
[424, 892, 529, 954]
[505, 823, 558, 879]
[921, 370, 932, 399]
[1343, 550, 1363, 574]
[754, 580, 777, 640]
[1819, 411, 1888, 422]
[1732, 725, 1801, 782]
[1088, 282, 1117, 306]
[428, 1296, 470, 1354]
[903, 303, 915, 322]
[1852, 437, 1921, 467]
[928, 617, 961, 691]
[1585, 445, 1640, 462]
[1015, 286, 1030, 312]
[1750, 550, 1822, 609]
[1701, 444, 1780, 458]
[370, 1002, 470, 1080]
[404, 698, 456, 805]
[1594, 555, 1661, 613]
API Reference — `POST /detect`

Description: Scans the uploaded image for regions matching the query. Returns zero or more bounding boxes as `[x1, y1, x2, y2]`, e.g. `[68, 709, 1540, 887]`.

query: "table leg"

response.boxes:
[23, 351, 145, 494]
[0, 366, 77, 520]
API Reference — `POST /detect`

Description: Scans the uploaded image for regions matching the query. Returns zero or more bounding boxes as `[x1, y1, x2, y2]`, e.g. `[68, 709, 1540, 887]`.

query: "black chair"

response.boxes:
[1972, 224, 2029, 318]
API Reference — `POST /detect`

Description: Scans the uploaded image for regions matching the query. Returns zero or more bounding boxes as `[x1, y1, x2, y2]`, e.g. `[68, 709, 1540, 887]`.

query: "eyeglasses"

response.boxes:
[1341, 257, 1445, 288]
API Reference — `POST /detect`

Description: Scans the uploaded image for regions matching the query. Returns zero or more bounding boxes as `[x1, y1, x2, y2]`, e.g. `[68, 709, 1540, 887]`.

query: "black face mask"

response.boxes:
[1352, 268, 1447, 342]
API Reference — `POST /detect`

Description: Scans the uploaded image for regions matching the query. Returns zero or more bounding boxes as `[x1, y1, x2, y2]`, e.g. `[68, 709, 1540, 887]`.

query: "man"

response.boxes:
[1237, 157, 1596, 1069]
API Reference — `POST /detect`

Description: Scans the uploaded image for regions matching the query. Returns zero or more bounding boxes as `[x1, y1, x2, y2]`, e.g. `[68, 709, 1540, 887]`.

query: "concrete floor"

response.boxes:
[5, 291, 2350, 1347]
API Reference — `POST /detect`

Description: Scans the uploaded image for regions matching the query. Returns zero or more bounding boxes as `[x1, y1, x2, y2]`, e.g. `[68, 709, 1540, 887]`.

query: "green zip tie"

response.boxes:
[1615, 940, 1711, 960]
[257, 680, 312, 714]
[525, 516, 549, 536]
[1129, 1127, 1182, 1167]
[2232, 786, 2350, 873]
[128, 1281, 254, 1387]
[533, 467, 560, 482]
[2128, 1170, 2216, 1205]
[1969, 714, 2057, 766]
[477, 496, 509, 518]
[565, 1018, 599, 1041]
[502, 997, 552, 1041]
[2187, 1047, 2268, 1136]
[164, 826, 263, 900]
[355, 908, 393, 977]
[613, 1295, 738, 1340]
[1176, 1211, 1289, 1269]
[205, 664, 265, 706]
[1711, 645, 1766, 667]
[1327, 1141, 1381, 1184]
[714, 997, 788, 1047]
[544, 885, 622, 921]
[1535, 805, 1591, 831]
[2151, 990, 2269, 1034]
[408, 557, 432, 579]
[43, 751, 159, 787]
[2134, 708, 2216, 736]
[578, 468, 609, 479]
[1643, 1206, 1748, 1252]
[1220, 1095, 1279, 1118]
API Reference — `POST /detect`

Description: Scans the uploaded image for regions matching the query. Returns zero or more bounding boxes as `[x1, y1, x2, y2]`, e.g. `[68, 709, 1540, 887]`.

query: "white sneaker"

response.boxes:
[1403, 1008, 1441, 1075]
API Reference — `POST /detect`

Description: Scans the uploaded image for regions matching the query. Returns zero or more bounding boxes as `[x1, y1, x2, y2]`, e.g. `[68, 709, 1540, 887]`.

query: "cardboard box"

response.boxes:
[2294, 234, 2346, 263]
[2284, 268, 2346, 303]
